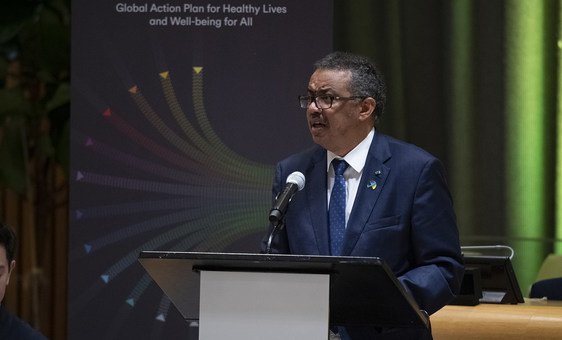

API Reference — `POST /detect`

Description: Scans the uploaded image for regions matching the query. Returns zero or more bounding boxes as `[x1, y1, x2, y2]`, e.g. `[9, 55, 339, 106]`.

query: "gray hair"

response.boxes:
[314, 51, 387, 122]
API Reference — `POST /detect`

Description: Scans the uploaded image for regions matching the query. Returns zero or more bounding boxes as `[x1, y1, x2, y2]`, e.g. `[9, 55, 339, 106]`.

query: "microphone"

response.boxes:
[268, 171, 305, 225]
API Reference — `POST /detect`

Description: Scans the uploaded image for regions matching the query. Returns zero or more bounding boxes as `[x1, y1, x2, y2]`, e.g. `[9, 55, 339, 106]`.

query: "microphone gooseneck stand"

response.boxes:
[265, 220, 284, 254]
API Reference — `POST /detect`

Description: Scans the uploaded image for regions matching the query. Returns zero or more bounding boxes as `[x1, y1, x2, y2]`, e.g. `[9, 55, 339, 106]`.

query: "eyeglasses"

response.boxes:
[298, 95, 364, 109]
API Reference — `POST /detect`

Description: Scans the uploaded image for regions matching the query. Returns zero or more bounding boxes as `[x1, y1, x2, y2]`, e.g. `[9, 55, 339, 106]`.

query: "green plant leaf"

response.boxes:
[0, 88, 33, 120]
[45, 82, 69, 113]
[0, 2, 37, 44]
[0, 123, 28, 193]
[54, 119, 69, 170]
[18, 4, 70, 79]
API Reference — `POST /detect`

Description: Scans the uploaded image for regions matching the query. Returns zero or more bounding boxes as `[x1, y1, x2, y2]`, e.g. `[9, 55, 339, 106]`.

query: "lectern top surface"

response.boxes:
[138, 251, 429, 329]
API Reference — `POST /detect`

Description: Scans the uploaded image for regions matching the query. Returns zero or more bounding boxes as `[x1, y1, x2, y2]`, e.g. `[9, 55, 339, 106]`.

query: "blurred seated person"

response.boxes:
[0, 222, 47, 339]
[530, 277, 562, 300]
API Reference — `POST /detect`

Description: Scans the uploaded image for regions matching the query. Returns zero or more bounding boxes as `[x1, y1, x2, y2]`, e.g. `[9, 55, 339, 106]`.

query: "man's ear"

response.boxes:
[358, 97, 376, 122]
[6, 260, 15, 285]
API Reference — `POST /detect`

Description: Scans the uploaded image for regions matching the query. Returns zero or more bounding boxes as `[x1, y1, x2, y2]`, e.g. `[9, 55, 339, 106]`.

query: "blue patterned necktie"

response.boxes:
[329, 159, 348, 256]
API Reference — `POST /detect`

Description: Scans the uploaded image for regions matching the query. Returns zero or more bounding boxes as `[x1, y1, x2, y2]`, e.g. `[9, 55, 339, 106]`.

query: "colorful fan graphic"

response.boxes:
[70, 1, 332, 338]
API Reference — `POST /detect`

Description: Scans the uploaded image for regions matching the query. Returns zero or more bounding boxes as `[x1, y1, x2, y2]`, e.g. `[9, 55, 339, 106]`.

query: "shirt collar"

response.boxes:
[327, 128, 375, 173]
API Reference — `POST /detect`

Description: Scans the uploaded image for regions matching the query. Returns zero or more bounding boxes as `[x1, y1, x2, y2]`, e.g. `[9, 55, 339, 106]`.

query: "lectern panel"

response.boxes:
[138, 251, 430, 329]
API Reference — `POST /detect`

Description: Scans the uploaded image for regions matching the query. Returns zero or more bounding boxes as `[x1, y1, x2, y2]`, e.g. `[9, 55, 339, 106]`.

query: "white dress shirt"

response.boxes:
[327, 128, 375, 228]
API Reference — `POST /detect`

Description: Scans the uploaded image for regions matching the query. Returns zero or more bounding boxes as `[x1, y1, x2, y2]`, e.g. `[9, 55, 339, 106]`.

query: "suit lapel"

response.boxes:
[305, 148, 329, 254]
[341, 133, 392, 255]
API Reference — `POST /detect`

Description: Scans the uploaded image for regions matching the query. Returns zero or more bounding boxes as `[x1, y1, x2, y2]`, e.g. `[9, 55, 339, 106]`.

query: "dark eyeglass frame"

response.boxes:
[298, 95, 365, 109]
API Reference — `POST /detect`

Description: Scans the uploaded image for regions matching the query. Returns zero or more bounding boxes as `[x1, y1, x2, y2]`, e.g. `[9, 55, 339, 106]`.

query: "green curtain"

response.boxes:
[334, 0, 561, 293]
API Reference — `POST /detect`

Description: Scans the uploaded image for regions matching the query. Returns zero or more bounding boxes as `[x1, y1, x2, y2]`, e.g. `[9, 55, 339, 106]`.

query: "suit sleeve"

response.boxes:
[398, 158, 464, 315]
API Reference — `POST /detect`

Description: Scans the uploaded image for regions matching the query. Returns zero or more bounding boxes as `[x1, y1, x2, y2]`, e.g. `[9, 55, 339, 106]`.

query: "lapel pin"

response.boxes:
[374, 170, 382, 176]
[367, 180, 377, 190]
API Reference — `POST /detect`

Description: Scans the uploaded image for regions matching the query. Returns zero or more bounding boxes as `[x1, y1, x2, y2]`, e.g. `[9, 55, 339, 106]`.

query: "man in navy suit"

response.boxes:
[262, 52, 464, 339]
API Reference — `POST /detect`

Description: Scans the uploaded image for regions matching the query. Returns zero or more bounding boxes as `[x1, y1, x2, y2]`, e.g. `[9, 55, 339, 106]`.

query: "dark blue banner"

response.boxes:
[69, 0, 332, 338]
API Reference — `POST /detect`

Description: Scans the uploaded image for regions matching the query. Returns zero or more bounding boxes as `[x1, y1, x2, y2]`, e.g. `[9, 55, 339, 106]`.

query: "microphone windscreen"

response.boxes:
[286, 171, 305, 191]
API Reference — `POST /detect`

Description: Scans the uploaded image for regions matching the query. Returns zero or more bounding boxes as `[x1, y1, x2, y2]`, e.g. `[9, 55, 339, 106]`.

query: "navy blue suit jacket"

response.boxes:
[263, 132, 464, 318]
[0, 305, 47, 340]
